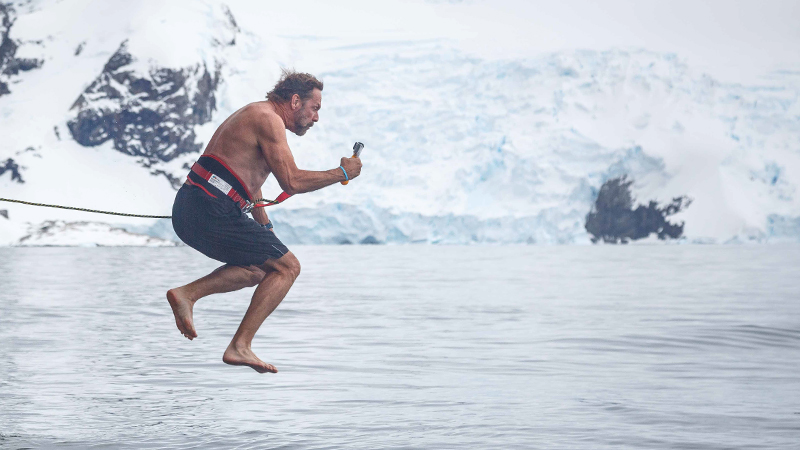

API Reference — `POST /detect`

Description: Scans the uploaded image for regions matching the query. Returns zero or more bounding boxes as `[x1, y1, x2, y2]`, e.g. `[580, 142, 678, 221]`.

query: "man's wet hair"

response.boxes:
[266, 69, 323, 103]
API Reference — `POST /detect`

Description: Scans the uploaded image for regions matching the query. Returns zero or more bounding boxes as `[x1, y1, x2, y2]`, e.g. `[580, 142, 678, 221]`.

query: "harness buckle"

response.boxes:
[242, 201, 254, 214]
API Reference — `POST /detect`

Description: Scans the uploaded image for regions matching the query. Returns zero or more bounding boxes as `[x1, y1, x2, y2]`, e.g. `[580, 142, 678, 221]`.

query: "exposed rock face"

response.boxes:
[0, 3, 44, 96]
[0, 157, 24, 183]
[0, 209, 7, 219]
[67, 41, 221, 167]
[585, 176, 692, 243]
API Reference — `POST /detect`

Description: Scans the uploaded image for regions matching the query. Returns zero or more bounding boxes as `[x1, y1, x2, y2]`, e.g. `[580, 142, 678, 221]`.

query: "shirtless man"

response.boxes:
[166, 70, 362, 373]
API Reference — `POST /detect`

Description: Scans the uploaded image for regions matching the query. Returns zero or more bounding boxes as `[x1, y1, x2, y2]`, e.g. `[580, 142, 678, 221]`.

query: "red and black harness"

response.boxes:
[185, 155, 291, 213]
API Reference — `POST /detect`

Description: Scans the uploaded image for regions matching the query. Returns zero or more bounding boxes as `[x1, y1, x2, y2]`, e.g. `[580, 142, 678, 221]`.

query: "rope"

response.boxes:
[0, 196, 283, 219]
[0, 197, 172, 219]
[253, 198, 279, 207]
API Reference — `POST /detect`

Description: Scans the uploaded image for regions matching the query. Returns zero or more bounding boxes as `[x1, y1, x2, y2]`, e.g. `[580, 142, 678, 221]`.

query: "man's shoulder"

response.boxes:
[240, 102, 281, 123]
[240, 102, 285, 140]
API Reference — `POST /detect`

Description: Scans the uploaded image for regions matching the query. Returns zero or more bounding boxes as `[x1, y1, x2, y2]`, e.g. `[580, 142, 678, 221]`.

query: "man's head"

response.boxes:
[266, 69, 323, 136]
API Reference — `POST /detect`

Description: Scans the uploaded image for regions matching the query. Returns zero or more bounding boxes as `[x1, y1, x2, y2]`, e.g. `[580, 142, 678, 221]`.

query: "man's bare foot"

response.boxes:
[166, 288, 197, 340]
[223, 344, 278, 373]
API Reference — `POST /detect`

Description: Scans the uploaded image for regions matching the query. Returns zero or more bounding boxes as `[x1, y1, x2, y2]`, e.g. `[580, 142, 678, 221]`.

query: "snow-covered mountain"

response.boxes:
[1, 0, 798, 245]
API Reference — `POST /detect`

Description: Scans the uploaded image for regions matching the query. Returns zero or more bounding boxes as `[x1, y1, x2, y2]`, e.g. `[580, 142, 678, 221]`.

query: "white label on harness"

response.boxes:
[208, 174, 233, 195]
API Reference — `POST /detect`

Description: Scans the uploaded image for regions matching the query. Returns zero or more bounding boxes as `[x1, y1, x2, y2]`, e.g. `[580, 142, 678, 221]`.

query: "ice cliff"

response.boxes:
[0, 0, 798, 246]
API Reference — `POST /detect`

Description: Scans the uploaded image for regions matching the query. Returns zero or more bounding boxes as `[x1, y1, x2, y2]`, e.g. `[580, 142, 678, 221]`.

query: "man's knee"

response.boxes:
[260, 252, 300, 280]
[282, 253, 301, 280]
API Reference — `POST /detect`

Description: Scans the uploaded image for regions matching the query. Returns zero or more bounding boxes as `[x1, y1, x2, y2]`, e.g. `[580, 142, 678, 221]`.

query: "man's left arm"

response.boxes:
[251, 188, 271, 227]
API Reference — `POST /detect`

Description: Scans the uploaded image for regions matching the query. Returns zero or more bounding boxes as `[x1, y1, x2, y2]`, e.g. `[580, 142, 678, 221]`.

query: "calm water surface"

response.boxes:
[0, 245, 798, 449]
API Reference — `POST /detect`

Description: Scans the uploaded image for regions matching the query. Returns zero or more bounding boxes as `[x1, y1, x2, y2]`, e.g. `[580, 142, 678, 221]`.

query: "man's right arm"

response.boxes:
[256, 114, 361, 195]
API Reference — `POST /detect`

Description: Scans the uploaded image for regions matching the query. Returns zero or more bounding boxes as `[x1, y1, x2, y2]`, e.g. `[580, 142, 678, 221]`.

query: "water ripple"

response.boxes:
[1, 245, 799, 449]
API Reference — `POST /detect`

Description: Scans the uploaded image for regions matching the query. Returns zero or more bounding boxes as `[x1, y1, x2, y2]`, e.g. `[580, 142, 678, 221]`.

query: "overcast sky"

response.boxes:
[229, 0, 800, 84]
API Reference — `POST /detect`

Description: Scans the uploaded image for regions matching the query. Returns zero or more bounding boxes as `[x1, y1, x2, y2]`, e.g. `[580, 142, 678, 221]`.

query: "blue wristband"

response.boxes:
[339, 165, 349, 181]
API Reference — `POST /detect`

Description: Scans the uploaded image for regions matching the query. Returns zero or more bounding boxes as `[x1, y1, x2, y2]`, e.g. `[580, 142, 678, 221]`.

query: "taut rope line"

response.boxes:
[0, 197, 283, 219]
[0, 197, 173, 219]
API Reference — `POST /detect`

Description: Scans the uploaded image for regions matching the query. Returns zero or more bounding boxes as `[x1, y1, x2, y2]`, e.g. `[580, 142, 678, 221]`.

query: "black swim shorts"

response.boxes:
[172, 156, 289, 266]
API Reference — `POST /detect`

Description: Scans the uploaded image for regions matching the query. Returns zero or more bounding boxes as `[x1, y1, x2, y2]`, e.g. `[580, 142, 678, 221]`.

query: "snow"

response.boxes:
[15, 220, 177, 247]
[0, 0, 798, 246]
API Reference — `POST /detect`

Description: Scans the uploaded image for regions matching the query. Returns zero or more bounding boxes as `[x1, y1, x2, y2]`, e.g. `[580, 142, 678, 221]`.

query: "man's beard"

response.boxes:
[294, 118, 313, 136]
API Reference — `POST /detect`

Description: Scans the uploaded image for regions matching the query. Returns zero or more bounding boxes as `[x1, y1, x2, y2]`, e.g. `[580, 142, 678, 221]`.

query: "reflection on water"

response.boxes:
[1, 245, 799, 449]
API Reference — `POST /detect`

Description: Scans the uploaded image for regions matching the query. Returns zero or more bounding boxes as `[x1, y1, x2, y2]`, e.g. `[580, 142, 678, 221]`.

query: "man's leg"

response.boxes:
[222, 251, 301, 374]
[167, 264, 266, 340]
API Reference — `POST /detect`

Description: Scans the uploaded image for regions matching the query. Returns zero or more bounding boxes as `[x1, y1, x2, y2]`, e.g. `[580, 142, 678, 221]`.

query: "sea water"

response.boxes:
[0, 245, 798, 449]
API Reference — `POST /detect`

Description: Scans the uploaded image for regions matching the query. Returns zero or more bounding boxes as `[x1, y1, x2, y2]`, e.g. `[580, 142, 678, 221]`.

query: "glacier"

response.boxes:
[0, 0, 798, 246]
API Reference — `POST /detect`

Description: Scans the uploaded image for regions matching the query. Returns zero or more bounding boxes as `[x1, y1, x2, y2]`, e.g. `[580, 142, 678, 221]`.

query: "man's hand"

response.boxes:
[341, 156, 362, 181]
[252, 207, 274, 233]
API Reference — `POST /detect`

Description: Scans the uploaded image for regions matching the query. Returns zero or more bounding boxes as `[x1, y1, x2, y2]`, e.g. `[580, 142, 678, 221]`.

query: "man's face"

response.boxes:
[291, 88, 321, 136]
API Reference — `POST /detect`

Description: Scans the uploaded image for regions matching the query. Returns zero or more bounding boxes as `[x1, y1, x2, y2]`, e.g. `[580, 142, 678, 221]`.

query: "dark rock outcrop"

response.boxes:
[0, 209, 8, 219]
[67, 41, 221, 166]
[0, 3, 44, 97]
[585, 176, 691, 243]
[217, 5, 240, 46]
[0, 157, 24, 183]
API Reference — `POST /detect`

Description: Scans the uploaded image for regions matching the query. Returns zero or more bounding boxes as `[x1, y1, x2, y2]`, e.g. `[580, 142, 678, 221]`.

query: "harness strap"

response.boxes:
[188, 162, 293, 211]
[255, 191, 292, 207]
[190, 162, 251, 211]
